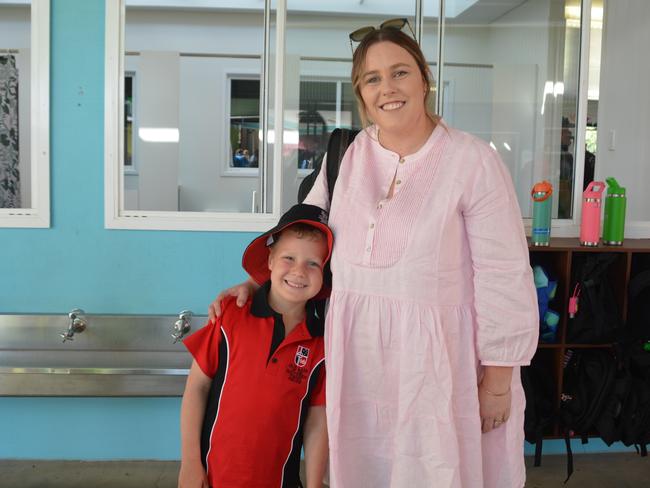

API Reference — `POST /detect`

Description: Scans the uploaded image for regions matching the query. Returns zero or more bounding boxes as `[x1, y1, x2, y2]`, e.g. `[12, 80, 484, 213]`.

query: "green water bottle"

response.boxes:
[602, 177, 626, 246]
[531, 181, 553, 246]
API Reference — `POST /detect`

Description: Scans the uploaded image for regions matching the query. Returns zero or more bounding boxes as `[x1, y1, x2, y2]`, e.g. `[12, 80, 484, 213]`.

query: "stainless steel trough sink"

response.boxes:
[0, 314, 204, 396]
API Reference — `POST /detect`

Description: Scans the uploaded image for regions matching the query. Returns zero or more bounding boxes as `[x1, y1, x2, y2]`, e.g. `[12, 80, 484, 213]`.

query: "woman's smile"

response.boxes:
[380, 101, 405, 111]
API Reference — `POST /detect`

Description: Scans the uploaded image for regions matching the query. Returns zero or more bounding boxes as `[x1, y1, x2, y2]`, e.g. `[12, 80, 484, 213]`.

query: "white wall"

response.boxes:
[596, 0, 650, 224]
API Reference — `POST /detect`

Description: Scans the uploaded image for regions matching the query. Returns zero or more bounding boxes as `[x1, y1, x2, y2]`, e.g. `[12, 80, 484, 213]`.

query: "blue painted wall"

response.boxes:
[0, 0, 253, 461]
[0, 0, 636, 461]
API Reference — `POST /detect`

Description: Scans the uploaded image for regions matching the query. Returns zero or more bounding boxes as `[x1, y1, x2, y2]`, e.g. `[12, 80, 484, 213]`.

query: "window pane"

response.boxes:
[123, 2, 265, 213]
[422, 1, 441, 113]
[442, 0, 582, 219]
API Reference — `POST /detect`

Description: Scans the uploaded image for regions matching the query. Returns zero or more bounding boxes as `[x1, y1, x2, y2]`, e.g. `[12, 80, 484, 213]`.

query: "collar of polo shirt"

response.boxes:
[250, 281, 325, 338]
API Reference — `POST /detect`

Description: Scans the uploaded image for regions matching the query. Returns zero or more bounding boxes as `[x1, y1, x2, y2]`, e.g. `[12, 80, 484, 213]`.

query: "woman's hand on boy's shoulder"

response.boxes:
[208, 279, 259, 323]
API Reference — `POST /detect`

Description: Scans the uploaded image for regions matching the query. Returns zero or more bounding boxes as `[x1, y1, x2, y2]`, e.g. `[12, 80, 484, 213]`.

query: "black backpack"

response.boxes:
[298, 128, 360, 204]
[560, 349, 617, 437]
[619, 269, 650, 454]
[521, 356, 556, 466]
[627, 270, 650, 342]
[559, 348, 617, 480]
[567, 253, 623, 344]
[592, 342, 650, 453]
[618, 373, 650, 455]
[593, 271, 650, 455]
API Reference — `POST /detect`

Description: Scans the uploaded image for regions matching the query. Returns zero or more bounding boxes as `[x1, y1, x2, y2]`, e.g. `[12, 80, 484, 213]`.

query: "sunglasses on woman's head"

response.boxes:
[349, 18, 416, 53]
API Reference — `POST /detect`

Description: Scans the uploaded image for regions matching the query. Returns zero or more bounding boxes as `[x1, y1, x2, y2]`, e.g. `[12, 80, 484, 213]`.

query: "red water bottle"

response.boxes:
[579, 181, 605, 246]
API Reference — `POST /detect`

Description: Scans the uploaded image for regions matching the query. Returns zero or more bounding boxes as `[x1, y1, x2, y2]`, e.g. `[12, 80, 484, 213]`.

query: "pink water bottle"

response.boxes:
[579, 181, 605, 246]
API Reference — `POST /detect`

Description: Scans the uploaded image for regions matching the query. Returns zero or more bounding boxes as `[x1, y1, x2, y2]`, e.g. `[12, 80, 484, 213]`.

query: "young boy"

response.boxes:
[179, 204, 333, 488]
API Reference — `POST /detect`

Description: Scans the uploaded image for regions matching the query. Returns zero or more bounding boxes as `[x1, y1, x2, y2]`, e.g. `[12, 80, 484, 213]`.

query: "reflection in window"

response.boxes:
[118, 4, 266, 216]
[583, 124, 596, 192]
[229, 78, 260, 169]
[124, 73, 134, 170]
[298, 79, 361, 171]
[440, 0, 584, 220]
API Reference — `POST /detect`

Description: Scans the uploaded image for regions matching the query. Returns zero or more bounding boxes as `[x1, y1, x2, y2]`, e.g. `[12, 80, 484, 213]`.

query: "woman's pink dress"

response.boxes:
[304, 122, 539, 488]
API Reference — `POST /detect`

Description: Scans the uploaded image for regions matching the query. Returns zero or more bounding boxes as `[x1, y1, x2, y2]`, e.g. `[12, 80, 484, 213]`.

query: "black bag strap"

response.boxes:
[325, 128, 360, 203]
[534, 432, 544, 467]
[564, 433, 574, 483]
[297, 128, 359, 204]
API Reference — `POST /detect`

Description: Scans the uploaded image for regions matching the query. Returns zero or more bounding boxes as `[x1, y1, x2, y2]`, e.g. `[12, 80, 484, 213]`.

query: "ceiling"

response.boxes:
[123, 0, 534, 25]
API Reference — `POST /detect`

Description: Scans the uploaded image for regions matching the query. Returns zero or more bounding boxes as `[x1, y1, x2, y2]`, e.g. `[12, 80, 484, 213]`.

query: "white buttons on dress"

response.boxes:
[366, 246, 371, 252]
[369, 223, 375, 229]
[377, 203, 383, 209]
[399, 157, 405, 164]
[396, 179, 402, 185]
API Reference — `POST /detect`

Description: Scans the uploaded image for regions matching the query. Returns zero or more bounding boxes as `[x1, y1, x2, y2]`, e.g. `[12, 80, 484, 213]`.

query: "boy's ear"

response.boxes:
[267, 250, 274, 271]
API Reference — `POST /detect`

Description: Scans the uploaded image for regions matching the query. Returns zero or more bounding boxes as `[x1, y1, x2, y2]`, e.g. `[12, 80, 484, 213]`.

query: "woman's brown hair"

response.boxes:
[351, 28, 437, 128]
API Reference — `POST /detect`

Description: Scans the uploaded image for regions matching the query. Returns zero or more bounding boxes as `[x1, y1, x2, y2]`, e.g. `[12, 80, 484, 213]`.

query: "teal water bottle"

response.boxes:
[531, 181, 553, 246]
[602, 177, 626, 246]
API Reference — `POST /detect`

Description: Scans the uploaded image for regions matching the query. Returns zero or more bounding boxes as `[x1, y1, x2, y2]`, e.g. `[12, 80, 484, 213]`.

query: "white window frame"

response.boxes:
[104, 0, 285, 232]
[0, 0, 50, 228]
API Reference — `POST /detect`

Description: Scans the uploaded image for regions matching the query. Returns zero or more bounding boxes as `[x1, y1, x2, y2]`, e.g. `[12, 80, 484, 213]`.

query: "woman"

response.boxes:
[211, 25, 538, 488]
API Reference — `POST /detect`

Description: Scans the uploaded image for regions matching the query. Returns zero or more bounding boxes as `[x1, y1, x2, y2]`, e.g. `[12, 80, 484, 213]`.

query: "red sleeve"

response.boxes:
[309, 365, 326, 406]
[183, 319, 221, 378]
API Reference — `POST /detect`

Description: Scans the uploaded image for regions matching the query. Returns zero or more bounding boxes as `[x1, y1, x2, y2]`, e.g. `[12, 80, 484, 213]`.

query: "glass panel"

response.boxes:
[0, 1, 31, 209]
[584, 0, 601, 198]
[282, 0, 418, 212]
[123, 1, 265, 213]
[422, 1, 441, 113]
[596, 0, 650, 224]
[442, 0, 582, 219]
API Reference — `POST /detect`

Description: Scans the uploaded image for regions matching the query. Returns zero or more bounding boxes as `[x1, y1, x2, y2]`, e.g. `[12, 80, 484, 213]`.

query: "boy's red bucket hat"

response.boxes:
[242, 204, 334, 299]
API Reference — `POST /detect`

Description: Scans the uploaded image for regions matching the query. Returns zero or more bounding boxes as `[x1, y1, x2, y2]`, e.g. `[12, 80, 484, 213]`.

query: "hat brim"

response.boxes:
[242, 219, 334, 300]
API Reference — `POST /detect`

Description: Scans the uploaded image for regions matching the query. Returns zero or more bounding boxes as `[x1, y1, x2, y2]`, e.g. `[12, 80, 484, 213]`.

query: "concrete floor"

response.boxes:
[1, 454, 648, 487]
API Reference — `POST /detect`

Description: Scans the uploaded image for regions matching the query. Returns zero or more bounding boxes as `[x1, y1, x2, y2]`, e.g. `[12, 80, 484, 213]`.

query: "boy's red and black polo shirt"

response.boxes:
[183, 282, 326, 488]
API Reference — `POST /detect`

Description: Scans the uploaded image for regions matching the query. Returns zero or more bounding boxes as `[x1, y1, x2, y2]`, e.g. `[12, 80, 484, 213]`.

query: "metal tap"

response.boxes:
[60, 309, 87, 343]
[172, 310, 192, 343]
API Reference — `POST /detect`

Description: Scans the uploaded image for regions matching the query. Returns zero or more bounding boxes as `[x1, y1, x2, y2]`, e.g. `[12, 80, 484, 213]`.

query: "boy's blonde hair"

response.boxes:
[270, 223, 327, 248]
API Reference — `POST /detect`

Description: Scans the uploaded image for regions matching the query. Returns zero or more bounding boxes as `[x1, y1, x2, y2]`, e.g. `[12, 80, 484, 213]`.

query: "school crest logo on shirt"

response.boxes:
[295, 346, 310, 367]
